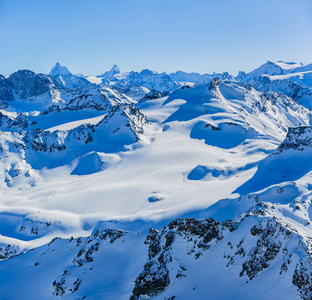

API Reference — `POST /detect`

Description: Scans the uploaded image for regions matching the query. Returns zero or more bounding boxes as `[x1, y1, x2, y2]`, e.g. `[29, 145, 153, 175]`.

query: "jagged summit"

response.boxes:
[110, 64, 121, 74]
[48, 62, 90, 89]
[49, 62, 72, 77]
[95, 65, 121, 78]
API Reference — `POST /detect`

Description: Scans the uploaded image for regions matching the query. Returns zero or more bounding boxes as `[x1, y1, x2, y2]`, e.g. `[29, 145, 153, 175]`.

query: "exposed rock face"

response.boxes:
[129, 205, 312, 300]
[130, 218, 236, 299]
[7, 70, 54, 99]
[0, 112, 29, 130]
[96, 104, 148, 140]
[0, 75, 14, 101]
[240, 218, 291, 279]
[64, 85, 132, 111]
[114, 85, 151, 100]
[139, 89, 169, 102]
[65, 93, 110, 111]
[52, 228, 127, 297]
[277, 126, 312, 152]
[1, 199, 312, 299]
[24, 203, 308, 299]
[0, 243, 20, 260]
[293, 258, 312, 300]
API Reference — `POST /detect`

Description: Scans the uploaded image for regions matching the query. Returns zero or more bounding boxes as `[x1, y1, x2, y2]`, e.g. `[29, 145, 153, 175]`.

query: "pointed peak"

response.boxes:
[49, 62, 72, 76]
[111, 64, 121, 73]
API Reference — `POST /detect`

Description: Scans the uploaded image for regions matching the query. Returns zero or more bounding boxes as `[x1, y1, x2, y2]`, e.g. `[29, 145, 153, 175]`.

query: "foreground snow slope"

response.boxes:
[1, 64, 312, 299]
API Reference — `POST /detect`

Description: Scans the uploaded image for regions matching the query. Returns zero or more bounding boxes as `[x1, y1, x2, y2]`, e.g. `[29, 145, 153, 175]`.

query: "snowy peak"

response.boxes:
[237, 61, 312, 109]
[242, 61, 286, 82]
[49, 62, 72, 77]
[99, 64, 123, 83]
[110, 64, 121, 74]
[48, 63, 91, 89]
[240, 61, 305, 83]
[106, 64, 122, 77]
[240, 61, 312, 83]
[96, 104, 148, 142]
[163, 78, 310, 147]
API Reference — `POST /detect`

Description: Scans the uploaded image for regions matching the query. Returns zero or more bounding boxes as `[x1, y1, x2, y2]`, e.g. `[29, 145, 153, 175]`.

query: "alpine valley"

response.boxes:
[1, 61, 312, 300]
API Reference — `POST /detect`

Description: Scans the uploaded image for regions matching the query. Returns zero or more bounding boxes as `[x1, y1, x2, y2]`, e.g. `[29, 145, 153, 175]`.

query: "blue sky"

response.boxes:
[0, 0, 311, 76]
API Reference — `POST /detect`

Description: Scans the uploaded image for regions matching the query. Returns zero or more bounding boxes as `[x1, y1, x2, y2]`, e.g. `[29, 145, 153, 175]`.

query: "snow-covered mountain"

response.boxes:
[239, 61, 304, 83]
[194, 71, 235, 86]
[49, 63, 91, 89]
[90, 66, 236, 93]
[169, 70, 202, 83]
[1, 63, 312, 299]
[86, 65, 179, 99]
[98, 64, 123, 83]
[0, 69, 68, 111]
[95, 65, 181, 92]
[238, 61, 312, 109]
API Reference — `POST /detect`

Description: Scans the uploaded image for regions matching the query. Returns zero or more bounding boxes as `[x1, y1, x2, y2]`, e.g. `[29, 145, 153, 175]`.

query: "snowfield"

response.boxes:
[1, 62, 312, 299]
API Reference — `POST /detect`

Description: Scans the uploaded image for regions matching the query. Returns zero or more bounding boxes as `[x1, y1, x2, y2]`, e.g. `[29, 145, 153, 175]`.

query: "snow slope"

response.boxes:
[1, 64, 312, 299]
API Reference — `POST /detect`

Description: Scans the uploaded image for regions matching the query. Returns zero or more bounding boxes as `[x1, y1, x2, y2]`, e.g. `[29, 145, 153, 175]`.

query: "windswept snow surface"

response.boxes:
[2, 64, 312, 299]
[2, 80, 309, 222]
